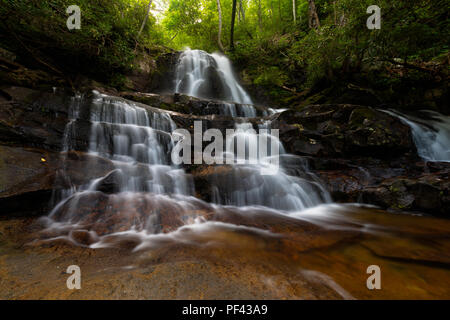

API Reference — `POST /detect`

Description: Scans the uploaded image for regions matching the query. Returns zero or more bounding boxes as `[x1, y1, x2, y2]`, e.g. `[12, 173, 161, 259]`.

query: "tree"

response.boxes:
[230, 0, 237, 50]
[293, 0, 296, 24]
[138, 1, 153, 38]
[278, 0, 282, 26]
[307, 0, 320, 29]
[257, 0, 262, 33]
[239, 0, 246, 22]
[216, 0, 225, 52]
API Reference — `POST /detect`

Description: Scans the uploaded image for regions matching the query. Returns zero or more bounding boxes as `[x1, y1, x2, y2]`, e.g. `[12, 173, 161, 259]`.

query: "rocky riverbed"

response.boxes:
[0, 57, 449, 300]
[1, 86, 448, 218]
[1, 204, 450, 299]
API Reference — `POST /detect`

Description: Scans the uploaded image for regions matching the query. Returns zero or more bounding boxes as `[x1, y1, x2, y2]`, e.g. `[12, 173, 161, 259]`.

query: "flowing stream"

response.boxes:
[382, 109, 450, 162]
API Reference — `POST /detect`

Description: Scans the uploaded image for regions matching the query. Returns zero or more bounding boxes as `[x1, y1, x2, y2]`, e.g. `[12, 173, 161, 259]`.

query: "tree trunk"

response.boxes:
[293, 0, 296, 24]
[333, 1, 337, 25]
[216, 0, 225, 52]
[138, 0, 153, 38]
[278, 0, 282, 25]
[230, 0, 237, 50]
[307, 0, 320, 29]
[239, 0, 246, 22]
[258, 0, 262, 33]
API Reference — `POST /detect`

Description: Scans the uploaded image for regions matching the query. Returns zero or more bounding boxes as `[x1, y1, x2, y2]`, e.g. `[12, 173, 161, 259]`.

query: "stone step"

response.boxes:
[120, 91, 277, 118]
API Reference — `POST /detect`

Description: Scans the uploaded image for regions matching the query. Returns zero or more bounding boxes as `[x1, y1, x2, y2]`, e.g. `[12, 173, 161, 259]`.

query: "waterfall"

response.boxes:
[175, 49, 253, 105]
[383, 110, 450, 162]
[42, 50, 331, 245]
[86, 92, 193, 194]
[174, 49, 261, 118]
[208, 122, 330, 210]
[173, 49, 330, 211]
[45, 91, 194, 229]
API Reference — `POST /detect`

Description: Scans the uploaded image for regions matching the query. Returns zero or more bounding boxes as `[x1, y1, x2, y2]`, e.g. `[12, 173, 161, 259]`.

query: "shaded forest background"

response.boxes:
[0, 0, 448, 111]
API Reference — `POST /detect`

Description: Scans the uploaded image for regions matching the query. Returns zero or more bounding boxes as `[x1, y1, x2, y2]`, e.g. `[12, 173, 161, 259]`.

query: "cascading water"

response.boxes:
[175, 49, 253, 104]
[174, 49, 263, 118]
[43, 91, 196, 238]
[208, 121, 330, 210]
[42, 49, 330, 246]
[173, 49, 330, 211]
[383, 110, 450, 162]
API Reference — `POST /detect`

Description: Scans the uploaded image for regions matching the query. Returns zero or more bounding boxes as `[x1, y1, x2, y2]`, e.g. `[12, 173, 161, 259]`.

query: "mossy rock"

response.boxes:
[348, 107, 378, 128]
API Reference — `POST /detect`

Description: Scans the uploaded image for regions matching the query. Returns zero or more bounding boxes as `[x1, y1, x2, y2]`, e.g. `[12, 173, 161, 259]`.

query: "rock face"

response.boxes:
[0, 84, 448, 218]
[0, 86, 262, 217]
[2, 205, 450, 299]
[361, 166, 450, 215]
[0, 146, 115, 216]
[120, 91, 270, 117]
[274, 104, 416, 159]
[270, 104, 449, 216]
[314, 159, 450, 216]
[145, 51, 180, 94]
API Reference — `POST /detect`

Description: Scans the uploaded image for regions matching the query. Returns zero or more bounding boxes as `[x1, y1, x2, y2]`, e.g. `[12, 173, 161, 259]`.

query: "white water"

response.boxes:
[209, 122, 330, 210]
[383, 110, 450, 162]
[42, 50, 331, 246]
[46, 92, 194, 226]
[175, 49, 253, 105]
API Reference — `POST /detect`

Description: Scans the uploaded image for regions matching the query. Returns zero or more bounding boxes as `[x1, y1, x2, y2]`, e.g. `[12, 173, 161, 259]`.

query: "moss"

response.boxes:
[293, 124, 304, 132]
[349, 108, 377, 128]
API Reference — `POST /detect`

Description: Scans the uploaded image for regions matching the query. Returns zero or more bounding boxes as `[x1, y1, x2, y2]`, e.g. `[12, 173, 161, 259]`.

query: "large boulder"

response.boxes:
[361, 169, 450, 216]
[120, 91, 271, 117]
[0, 86, 91, 151]
[275, 104, 417, 159]
[0, 145, 57, 216]
[315, 159, 450, 217]
[0, 146, 115, 217]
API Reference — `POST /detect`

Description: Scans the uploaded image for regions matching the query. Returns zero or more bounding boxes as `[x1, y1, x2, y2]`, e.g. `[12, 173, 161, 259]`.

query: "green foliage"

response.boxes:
[0, 0, 167, 84]
[228, 0, 449, 98]
[1, 0, 447, 98]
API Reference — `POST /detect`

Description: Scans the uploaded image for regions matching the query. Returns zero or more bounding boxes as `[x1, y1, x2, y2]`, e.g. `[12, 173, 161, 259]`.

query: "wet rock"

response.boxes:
[69, 230, 99, 246]
[120, 91, 271, 117]
[0, 145, 58, 216]
[190, 165, 235, 202]
[94, 169, 124, 194]
[275, 104, 417, 159]
[0, 146, 115, 217]
[48, 192, 211, 236]
[361, 171, 450, 216]
[0, 86, 90, 151]
[146, 51, 180, 93]
[311, 156, 450, 216]
[197, 65, 229, 100]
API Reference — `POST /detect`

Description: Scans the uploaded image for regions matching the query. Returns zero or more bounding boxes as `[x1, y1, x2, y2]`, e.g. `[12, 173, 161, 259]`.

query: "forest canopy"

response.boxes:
[0, 0, 448, 102]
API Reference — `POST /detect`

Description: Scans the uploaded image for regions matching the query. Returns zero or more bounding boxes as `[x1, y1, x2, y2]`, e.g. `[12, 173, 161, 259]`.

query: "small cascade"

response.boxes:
[86, 92, 193, 195]
[208, 121, 330, 211]
[174, 49, 280, 118]
[45, 91, 195, 234]
[383, 110, 450, 162]
[175, 49, 253, 105]
[220, 103, 257, 118]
